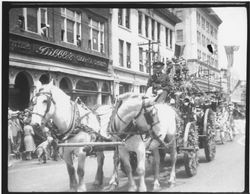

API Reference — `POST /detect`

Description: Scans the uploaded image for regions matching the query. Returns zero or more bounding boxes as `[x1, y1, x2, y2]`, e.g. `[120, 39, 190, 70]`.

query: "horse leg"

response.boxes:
[152, 148, 161, 191]
[135, 145, 147, 192]
[108, 146, 120, 190]
[120, 148, 137, 192]
[64, 151, 78, 191]
[168, 141, 177, 187]
[77, 151, 87, 192]
[93, 151, 105, 186]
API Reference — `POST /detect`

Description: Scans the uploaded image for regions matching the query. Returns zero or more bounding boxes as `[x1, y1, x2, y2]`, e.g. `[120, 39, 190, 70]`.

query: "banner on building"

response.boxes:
[224, 46, 239, 67]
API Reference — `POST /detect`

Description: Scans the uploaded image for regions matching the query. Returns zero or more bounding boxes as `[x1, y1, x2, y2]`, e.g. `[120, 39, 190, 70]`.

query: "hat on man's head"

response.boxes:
[153, 62, 164, 69]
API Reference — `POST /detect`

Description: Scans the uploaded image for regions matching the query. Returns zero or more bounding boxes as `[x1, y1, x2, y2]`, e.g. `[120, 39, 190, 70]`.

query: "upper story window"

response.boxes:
[126, 42, 131, 68]
[145, 15, 149, 38]
[61, 8, 81, 45]
[214, 29, 217, 39]
[201, 17, 205, 30]
[138, 11, 142, 34]
[196, 12, 200, 26]
[176, 29, 183, 42]
[125, 9, 130, 29]
[119, 39, 124, 67]
[210, 25, 214, 36]
[88, 17, 104, 52]
[118, 9, 130, 29]
[206, 21, 209, 33]
[202, 34, 205, 47]
[165, 27, 169, 46]
[118, 9, 123, 25]
[157, 22, 161, 42]
[151, 19, 155, 40]
[23, 8, 49, 36]
[197, 31, 201, 44]
[197, 49, 201, 60]
[139, 47, 144, 72]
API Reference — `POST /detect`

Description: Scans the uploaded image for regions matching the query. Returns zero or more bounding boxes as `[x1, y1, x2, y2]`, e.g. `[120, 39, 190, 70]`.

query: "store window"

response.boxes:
[165, 27, 169, 46]
[140, 86, 147, 93]
[151, 19, 155, 40]
[61, 8, 81, 45]
[119, 83, 130, 94]
[157, 22, 161, 42]
[88, 17, 104, 52]
[170, 29, 173, 48]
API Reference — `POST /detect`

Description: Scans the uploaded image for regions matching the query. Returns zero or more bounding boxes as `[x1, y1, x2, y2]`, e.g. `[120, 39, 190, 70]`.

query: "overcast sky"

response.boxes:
[213, 7, 247, 81]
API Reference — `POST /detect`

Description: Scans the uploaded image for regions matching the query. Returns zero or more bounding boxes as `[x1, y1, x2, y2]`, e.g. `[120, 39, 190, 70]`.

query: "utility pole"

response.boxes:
[138, 40, 160, 77]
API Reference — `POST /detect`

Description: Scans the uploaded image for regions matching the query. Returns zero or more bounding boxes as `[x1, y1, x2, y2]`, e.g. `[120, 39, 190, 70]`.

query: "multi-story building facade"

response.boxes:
[110, 8, 181, 96]
[172, 8, 222, 92]
[9, 8, 113, 110]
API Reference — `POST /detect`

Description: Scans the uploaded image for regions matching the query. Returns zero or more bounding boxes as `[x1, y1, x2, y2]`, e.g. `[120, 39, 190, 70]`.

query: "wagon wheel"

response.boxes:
[120, 151, 137, 176]
[183, 122, 199, 177]
[203, 109, 216, 162]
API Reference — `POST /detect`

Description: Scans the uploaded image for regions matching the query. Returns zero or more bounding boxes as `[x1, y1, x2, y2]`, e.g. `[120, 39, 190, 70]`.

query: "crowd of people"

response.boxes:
[8, 108, 60, 166]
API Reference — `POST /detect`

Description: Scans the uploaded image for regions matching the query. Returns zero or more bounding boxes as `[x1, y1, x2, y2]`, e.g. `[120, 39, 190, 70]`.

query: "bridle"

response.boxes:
[31, 91, 55, 121]
[112, 96, 175, 149]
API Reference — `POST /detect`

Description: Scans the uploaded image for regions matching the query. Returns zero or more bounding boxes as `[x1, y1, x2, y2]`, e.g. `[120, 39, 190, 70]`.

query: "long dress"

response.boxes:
[23, 125, 36, 152]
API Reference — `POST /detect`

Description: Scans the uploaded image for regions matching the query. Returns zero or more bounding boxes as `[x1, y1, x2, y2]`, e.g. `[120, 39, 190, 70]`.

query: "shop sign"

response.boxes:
[9, 34, 109, 71]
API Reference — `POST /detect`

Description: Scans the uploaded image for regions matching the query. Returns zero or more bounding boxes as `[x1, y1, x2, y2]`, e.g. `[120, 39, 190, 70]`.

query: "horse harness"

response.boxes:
[111, 96, 175, 150]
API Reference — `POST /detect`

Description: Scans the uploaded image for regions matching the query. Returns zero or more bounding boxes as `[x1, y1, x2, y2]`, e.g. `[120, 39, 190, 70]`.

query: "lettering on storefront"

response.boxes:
[9, 34, 108, 71]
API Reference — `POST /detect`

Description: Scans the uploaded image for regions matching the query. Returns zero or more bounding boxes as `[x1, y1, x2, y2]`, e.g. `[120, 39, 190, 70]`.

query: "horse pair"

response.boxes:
[30, 80, 178, 192]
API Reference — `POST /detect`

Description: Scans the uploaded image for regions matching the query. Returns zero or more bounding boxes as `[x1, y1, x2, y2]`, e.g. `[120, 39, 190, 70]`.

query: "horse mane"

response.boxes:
[40, 84, 71, 103]
[118, 92, 143, 101]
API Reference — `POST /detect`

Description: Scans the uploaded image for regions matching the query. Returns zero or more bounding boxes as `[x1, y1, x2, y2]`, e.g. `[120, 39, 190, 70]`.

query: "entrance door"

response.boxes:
[9, 72, 31, 111]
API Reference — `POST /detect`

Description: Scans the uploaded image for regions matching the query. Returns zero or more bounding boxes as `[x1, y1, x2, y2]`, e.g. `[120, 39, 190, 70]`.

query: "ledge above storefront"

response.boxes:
[9, 33, 110, 71]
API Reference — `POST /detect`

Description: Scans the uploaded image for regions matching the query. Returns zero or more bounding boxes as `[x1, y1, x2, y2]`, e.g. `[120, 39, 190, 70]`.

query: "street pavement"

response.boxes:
[7, 119, 247, 192]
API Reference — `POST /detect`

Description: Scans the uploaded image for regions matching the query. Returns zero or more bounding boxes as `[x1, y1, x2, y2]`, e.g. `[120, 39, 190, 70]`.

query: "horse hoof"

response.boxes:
[106, 184, 117, 191]
[168, 182, 175, 188]
[77, 185, 86, 192]
[138, 186, 147, 192]
[153, 183, 160, 191]
[93, 180, 103, 187]
[128, 185, 137, 192]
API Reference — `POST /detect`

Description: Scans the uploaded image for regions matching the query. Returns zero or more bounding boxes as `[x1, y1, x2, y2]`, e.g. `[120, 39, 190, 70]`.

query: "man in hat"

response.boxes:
[147, 61, 174, 103]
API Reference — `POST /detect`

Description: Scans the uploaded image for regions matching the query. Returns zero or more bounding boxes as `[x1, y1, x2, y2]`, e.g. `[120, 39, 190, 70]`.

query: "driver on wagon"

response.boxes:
[146, 61, 173, 103]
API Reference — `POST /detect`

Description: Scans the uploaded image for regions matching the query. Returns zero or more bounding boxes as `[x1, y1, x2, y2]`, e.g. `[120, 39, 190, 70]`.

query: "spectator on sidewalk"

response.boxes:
[23, 120, 36, 160]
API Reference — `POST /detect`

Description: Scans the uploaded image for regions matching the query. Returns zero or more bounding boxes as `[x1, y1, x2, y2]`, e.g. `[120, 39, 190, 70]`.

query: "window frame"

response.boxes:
[23, 8, 49, 35]
[61, 8, 82, 45]
[126, 42, 131, 68]
[88, 17, 105, 53]
[138, 11, 142, 34]
[176, 29, 183, 42]
[119, 39, 124, 67]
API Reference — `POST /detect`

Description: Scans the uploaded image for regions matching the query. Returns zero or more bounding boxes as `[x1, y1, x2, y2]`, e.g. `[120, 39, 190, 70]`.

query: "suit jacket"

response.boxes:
[147, 72, 173, 94]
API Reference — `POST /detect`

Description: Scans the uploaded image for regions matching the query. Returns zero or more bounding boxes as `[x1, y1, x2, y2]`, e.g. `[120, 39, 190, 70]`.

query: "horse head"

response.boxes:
[30, 80, 70, 129]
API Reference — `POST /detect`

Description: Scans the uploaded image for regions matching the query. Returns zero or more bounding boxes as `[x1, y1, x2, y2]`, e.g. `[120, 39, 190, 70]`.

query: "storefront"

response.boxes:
[9, 33, 113, 110]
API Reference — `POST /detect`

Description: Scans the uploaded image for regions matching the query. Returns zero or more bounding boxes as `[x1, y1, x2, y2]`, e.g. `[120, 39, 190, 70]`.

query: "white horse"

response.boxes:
[30, 80, 113, 191]
[108, 92, 177, 191]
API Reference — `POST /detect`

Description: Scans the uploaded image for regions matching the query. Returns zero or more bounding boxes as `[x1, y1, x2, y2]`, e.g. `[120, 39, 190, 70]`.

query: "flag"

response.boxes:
[224, 46, 239, 67]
